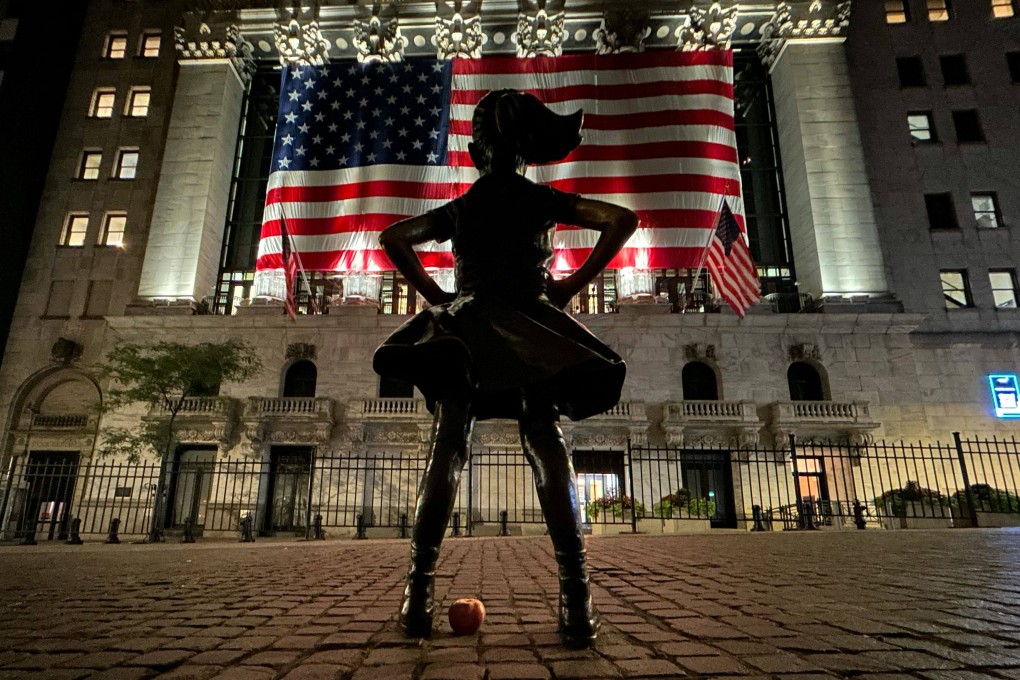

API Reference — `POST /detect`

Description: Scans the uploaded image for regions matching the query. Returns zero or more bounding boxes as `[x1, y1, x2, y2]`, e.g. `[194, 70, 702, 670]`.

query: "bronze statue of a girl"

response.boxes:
[374, 89, 637, 648]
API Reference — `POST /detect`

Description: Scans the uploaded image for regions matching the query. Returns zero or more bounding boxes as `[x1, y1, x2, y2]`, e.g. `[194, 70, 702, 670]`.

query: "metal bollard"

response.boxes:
[355, 513, 368, 540]
[313, 514, 325, 540]
[397, 512, 409, 539]
[800, 500, 817, 530]
[450, 511, 462, 537]
[182, 516, 196, 543]
[105, 518, 121, 544]
[853, 499, 867, 530]
[498, 510, 510, 536]
[750, 505, 767, 532]
[239, 513, 255, 543]
[66, 517, 84, 545]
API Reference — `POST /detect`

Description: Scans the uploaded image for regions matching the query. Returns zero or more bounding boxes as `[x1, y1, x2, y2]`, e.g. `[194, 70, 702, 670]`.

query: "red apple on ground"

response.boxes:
[448, 598, 486, 635]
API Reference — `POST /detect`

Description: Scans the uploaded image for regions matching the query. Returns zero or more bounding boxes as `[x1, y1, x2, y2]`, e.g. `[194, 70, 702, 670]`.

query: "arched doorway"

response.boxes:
[283, 360, 317, 397]
[682, 361, 719, 400]
[788, 361, 826, 401]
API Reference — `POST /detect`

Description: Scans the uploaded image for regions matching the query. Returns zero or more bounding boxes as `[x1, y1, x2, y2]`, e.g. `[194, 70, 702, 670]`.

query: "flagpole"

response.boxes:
[279, 204, 318, 313]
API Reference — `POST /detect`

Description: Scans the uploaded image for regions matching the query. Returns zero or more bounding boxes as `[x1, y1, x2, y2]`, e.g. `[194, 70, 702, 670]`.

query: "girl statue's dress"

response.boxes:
[373, 89, 637, 648]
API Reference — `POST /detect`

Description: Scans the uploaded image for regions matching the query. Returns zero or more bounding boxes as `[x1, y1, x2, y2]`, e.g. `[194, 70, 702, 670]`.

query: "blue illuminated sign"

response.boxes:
[988, 374, 1020, 418]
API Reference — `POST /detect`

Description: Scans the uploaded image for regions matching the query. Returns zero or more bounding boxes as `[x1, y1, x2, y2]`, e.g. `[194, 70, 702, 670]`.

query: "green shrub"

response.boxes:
[584, 494, 646, 521]
[875, 481, 946, 518]
[656, 488, 717, 518]
[951, 484, 1020, 514]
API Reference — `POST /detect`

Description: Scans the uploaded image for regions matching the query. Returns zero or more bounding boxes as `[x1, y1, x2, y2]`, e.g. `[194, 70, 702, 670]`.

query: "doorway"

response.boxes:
[572, 450, 626, 524]
[679, 450, 737, 528]
[263, 446, 313, 535]
[167, 447, 216, 531]
[21, 451, 79, 540]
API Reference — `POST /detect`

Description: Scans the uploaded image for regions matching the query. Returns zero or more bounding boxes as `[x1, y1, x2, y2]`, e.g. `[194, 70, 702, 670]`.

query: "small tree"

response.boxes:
[97, 339, 262, 541]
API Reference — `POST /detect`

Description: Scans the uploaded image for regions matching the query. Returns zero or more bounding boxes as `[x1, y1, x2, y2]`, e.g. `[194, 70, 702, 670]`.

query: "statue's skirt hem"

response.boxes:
[373, 295, 626, 422]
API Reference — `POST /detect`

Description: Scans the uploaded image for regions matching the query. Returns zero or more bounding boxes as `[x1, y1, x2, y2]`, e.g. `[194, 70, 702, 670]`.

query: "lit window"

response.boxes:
[103, 32, 127, 59]
[78, 151, 102, 180]
[972, 193, 1002, 229]
[99, 213, 126, 247]
[140, 31, 161, 57]
[992, 0, 1016, 18]
[114, 149, 139, 179]
[1008, 52, 1020, 83]
[941, 270, 972, 309]
[126, 87, 150, 117]
[61, 213, 89, 247]
[927, 0, 951, 21]
[89, 88, 116, 118]
[925, 193, 958, 230]
[989, 270, 1019, 308]
[896, 57, 926, 87]
[908, 113, 936, 142]
[953, 110, 984, 143]
[940, 54, 969, 86]
[885, 0, 909, 23]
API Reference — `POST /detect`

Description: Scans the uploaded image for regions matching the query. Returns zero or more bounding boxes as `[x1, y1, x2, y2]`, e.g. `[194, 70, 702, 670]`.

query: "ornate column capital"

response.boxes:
[677, 3, 739, 52]
[757, 1, 853, 70]
[513, 0, 565, 58]
[435, 0, 483, 59]
[275, 5, 331, 66]
[354, 1, 408, 63]
[174, 12, 255, 83]
[593, 8, 650, 55]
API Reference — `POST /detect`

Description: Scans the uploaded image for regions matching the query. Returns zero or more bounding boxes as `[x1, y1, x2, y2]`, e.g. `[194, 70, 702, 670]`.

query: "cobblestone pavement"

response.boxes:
[2, 530, 1020, 679]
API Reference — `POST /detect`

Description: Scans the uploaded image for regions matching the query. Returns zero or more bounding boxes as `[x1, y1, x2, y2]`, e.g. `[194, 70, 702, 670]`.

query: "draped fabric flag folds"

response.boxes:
[705, 200, 761, 318]
[256, 51, 749, 281]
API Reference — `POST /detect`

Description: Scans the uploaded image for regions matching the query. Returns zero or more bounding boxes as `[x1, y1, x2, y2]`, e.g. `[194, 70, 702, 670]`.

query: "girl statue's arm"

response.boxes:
[379, 214, 457, 306]
[548, 198, 639, 309]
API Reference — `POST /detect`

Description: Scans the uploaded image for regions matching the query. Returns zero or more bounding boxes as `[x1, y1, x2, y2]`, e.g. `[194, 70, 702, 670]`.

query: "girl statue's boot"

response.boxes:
[399, 543, 439, 637]
[556, 549, 599, 648]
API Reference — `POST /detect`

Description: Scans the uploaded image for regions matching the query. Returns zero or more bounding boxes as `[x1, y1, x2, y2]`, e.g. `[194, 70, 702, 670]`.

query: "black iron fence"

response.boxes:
[3, 433, 1020, 542]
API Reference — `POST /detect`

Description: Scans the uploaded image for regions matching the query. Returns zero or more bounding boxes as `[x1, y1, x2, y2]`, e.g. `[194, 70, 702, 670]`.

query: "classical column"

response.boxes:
[761, 3, 889, 302]
[134, 15, 254, 310]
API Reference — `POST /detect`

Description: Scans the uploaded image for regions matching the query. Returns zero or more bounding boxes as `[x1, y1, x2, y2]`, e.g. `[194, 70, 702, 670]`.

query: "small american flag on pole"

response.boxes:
[256, 51, 744, 278]
[704, 200, 760, 318]
[279, 214, 299, 320]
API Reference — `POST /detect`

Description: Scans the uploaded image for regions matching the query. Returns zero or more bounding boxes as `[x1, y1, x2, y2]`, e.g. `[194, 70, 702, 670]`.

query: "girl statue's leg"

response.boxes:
[519, 392, 599, 648]
[401, 398, 474, 637]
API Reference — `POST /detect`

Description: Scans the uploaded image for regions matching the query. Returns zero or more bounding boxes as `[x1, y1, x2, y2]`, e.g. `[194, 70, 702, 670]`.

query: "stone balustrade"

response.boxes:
[353, 398, 426, 417]
[248, 397, 333, 418]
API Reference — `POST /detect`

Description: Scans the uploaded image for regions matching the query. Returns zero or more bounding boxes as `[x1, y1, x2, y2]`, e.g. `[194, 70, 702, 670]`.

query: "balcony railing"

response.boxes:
[31, 414, 90, 429]
[792, 401, 867, 421]
[248, 397, 333, 419]
[351, 398, 426, 418]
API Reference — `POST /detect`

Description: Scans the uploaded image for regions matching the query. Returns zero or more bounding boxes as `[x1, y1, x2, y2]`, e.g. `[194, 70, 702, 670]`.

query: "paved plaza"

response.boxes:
[2, 530, 1020, 679]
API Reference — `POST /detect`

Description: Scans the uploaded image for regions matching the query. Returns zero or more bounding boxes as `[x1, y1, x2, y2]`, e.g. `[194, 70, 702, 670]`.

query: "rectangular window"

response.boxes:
[114, 149, 139, 179]
[1008, 52, 1020, 83]
[925, 193, 958, 230]
[125, 87, 150, 117]
[941, 270, 972, 308]
[989, 270, 1019, 308]
[60, 213, 89, 247]
[89, 88, 115, 118]
[140, 31, 161, 57]
[896, 56, 926, 87]
[940, 54, 969, 85]
[908, 112, 936, 142]
[953, 110, 985, 143]
[927, 0, 951, 21]
[78, 151, 102, 180]
[992, 0, 1016, 18]
[103, 32, 127, 59]
[972, 193, 1002, 229]
[99, 213, 126, 247]
[885, 0, 910, 22]
[44, 281, 74, 318]
[84, 280, 113, 317]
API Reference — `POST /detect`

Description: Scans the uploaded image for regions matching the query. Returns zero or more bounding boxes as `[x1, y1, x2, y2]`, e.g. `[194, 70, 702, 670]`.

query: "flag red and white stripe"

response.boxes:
[256, 51, 743, 274]
[704, 200, 760, 318]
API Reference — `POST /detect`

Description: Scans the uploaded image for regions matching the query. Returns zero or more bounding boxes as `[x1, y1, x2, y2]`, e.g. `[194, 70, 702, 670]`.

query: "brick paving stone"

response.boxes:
[155, 666, 223, 679]
[185, 651, 247, 666]
[272, 635, 324, 650]
[487, 663, 551, 679]
[240, 650, 304, 667]
[111, 639, 177, 653]
[420, 662, 486, 680]
[86, 668, 157, 680]
[654, 641, 722, 656]
[3, 653, 83, 669]
[678, 655, 751, 675]
[301, 650, 366, 667]
[424, 647, 479, 663]
[320, 633, 374, 648]
[279, 665, 348, 680]
[549, 659, 622, 678]
[208, 667, 275, 679]
[599, 644, 654, 660]
[482, 647, 538, 662]
[363, 648, 421, 665]
[613, 658, 685, 676]
[125, 650, 194, 670]
[216, 636, 278, 651]
[350, 664, 416, 680]
[740, 653, 826, 674]
[61, 651, 135, 669]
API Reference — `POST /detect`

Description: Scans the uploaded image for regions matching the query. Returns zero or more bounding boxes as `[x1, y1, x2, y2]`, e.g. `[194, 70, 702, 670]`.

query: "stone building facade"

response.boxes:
[1, 0, 1019, 539]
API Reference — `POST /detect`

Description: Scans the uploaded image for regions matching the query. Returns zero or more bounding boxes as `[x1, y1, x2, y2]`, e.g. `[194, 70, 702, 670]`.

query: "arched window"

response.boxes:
[788, 362, 824, 401]
[283, 360, 317, 397]
[379, 375, 414, 398]
[682, 361, 719, 400]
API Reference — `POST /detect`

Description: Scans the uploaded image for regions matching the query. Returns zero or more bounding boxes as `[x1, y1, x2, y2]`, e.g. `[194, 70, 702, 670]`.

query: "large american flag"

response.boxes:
[256, 51, 746, 277]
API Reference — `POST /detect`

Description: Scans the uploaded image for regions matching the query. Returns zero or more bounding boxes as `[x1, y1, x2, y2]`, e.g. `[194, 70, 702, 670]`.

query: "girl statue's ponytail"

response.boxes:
[470, 89, 583, 172]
